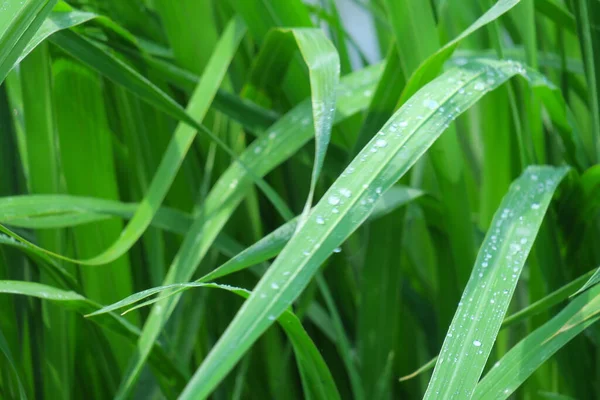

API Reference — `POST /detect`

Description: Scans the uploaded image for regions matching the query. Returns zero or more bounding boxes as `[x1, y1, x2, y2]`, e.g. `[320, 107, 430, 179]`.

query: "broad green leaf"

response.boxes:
[178, 58, 562, 400]
[0, 0, 57, 84]
[473, 283, 600, 399]
[114, 61, 383, 399]
[424, 166, 569, 399]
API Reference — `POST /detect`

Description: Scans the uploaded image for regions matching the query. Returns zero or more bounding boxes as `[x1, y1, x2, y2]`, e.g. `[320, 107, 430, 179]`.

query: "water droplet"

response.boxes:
[316, 216, 325, 225]
[271, 282, 280, 290]
[268, 315, 276, 321]
[399, 121, 408, 128]
[254, 146, 262, 154]
[531, 203, 540, 210]
[473, 340, 482, 347]
[363, 89, 373, 97]
[423, 99, 439, 110]
[260, 293, 267, 299]
[474, 82, 486, 91]
[339, 188, 352, 198]
[375, 187, 382, 195]
[332, 207, 339, 213]
[333, 247, 342, 253]
[283, 271, 290, 276]
[375, 138, 388, 148]
[328, 195, 340, 205]
[268, 131, 277, 140]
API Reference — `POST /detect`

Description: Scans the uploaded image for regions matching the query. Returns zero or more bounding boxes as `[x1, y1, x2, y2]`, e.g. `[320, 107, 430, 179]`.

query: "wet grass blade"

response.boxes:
[424, 166, 569, 399]
[113, 55, 381, 400]
[178, 57, 558, 399]
[246, 28, 340, 218]
[473, 283, 600, 399]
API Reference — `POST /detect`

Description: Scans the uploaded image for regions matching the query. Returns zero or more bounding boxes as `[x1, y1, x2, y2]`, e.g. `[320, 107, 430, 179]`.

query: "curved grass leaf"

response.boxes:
[0, 16, 246, 266]
[113, 62, 383, 398]
[473, 283, 600, 399]
[399, 266, 597, 383]
[0, 195, 245, 259]
[424, 166, 569, 399]
[0, 280, 187, 395]
[0, 0, 57, 85]
[246, 28, 340, 220]
[87, 280, 340, 400]
[571, 265, 600, 297]
[178, 58, 561, 399]
[17, 4, 96, 65]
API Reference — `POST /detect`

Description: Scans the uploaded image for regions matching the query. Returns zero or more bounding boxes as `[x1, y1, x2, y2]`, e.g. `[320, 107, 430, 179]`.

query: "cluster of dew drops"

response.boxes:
[437, 170, 557, 375]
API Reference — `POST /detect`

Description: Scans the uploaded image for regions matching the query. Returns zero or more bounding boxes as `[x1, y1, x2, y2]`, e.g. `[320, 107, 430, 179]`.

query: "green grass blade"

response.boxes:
[0, 0, 57, 84]
[473, 283, 600, 399]
[0, 327, 27, 399]
[570, 265, 600, 298]
[178, 57, 557, 399]
[424, 166, 569, 399]
[0, 17, 246, 266]
[16, 4, 96, 66]
[0, 280, 187, 394]
[113, 61, 383, 400]
[246, 28, 340, 217]
[88, 281, 341, 400]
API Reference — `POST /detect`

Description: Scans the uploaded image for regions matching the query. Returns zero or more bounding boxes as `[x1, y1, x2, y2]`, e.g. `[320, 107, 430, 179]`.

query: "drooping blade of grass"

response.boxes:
[245, 28, 340, 220]
[0, 16, 245, 266]
[424, 166, 569, 399]
[114, 62, 383, 399]
[91, 281, 340, 399]
[473, 283, 600, 399]
[0, 0, 57, 84]
[0, 195, 245, 260]
[178, 58, 560, 400]
[89, 185, 424, 315]
[0, 280, 187, 394]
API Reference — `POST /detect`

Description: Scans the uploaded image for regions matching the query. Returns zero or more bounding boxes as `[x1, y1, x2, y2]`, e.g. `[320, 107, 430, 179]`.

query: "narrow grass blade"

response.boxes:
[114, 62, 383, 399]
[473, 284, 600, 399]
[571, 266, 600, 298]
[0, 0, 57, 84]
[0, 281, 187, 394]
[424, 166, 569, 399]
[245, 28, 340, 219]
[89, 281, 340, 400]
[399, 267, 597, 383]
[0, 16, 245, 266]
[179, 58, 559, 400]
[0, 327, 27, 399]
